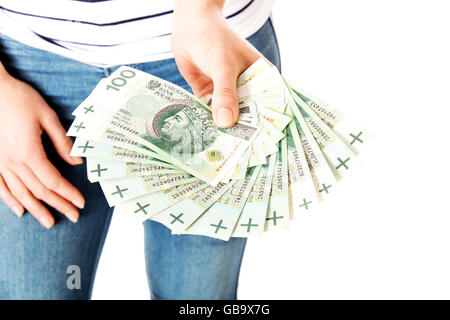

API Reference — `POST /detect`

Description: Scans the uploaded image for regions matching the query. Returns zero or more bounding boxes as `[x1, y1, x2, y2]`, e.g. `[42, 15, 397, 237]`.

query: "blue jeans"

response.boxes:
[0, 19, 281, 300]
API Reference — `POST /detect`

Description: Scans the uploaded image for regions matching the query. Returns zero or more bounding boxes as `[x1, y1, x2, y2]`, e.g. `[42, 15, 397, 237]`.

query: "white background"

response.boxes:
[93, 0, 450, 299]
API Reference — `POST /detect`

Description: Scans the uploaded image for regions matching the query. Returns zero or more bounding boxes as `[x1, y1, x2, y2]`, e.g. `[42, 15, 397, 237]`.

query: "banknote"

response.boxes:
[65, 58, 371, 240]
[183, 166, 262, 241]
[69, 66, 261, 185]
[239, 99, 286, 152]
[116, 180, 207, 222]
[232, 153, 276, 238]
[286, 116, 318, 216]
[239, 97, 291, 131]
[288, 84, 374, 155]
[151, 180, 235, 234]
[99, 173, 197, 206]
[86, 157, 181, 182]
[285, 91, 337, 201]
[67, 114, 168, 161]
[266, 138, 290, 231]
[70, 137, 177, 169]
[248, 136, 267, 167]
[238, 70, 292, 115]
[68, 126, 170, 163]
[258, 106, 292, 131]
[230, 149, 251, 180]
[260, 117, 286, 144]
[237, 57, 273, 87]
[286, 82, 360, 180]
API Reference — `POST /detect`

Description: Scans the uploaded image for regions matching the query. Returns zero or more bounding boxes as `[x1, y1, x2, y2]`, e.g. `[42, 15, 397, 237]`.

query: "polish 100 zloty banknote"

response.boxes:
[230, 149, 251, 180]
[68, 66, 261, 185]
[183, 165, 261, 241]
[266, 138, 290, 231]
[151, 180, 235, 234]
[285, 115, 318, 217]
[286, 81, 360, 180]
[232, 153, 276, 238]
[116, 180, 207, 222]
[70, 137, 176, 168]
[99, 173, 197, 206]
[86, 157, 182, 182]
[283, 85, 337, 201]
[288, 83, 374, 155]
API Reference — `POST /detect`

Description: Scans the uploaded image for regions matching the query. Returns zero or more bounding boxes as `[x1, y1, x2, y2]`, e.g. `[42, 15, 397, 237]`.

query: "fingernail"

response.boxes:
[66, 212, 79, 223]
[216, 108, 234, 127]
[39, 216, 53, 229]
[72, 157, 84, 165]
[13, 206, 23, 217]
[72, 199, 85, 209]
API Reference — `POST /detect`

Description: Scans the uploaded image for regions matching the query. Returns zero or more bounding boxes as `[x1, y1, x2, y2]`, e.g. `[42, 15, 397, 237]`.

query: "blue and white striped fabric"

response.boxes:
[0, 0, 274, 67]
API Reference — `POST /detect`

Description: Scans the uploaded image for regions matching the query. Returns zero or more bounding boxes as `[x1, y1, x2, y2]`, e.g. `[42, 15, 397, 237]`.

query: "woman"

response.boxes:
[0, 0, 281, 299]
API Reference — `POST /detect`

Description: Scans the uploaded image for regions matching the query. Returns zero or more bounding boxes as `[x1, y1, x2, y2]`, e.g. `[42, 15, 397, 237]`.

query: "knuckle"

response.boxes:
[0, 154, 16, 166]
[31, 185, 48, 200]
[47, 176, 63, 191]
[12, 187, 29, 201]
[214, 87, 236, 99]
[28, 152, 47, 166]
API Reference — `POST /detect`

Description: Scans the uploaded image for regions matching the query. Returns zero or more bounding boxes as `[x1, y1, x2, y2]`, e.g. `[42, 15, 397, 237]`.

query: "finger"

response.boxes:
[27, 150, 85, 209]
[2, 168, 54, 229]
[175, 56, 213, 98]
[211, 68, 239, 128]
[40, 109, 83, 166]
[15, 164, 79, 223]
[0, 172, 24, 217]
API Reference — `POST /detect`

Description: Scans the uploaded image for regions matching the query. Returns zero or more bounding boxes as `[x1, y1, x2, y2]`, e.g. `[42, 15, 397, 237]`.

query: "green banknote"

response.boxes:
[286, 115, 318, 216]
[68, 66, 261, 185]
[183, 166, 262, 241]
[288, 84, 374, 155]
[70, 137, 174, 166]
[151, 180, 235, 234]
[286, 81, 360, 180]
[285, 90, 337, 201]
[86, 157, 181, 182]
[266, 138, 290, 231]
[232, 153, 276, 238]
[99, 173, 197, 206]
[116, 180, 207, 222]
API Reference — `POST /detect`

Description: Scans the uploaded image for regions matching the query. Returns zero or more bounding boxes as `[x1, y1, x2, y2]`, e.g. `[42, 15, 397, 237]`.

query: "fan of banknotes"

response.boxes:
[67, 58, 372, 241]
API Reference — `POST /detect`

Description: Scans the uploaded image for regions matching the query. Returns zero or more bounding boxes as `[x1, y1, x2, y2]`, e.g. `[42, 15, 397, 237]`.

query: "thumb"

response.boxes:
[41, 110, 83, 166]
[211, 69, 239, 128]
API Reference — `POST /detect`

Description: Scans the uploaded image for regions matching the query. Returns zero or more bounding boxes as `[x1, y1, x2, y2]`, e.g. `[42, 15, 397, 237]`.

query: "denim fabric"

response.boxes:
[0, 18, 281, 300]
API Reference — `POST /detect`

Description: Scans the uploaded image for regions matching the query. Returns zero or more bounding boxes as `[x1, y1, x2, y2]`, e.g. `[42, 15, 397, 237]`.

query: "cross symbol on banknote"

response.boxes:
[210, 219, 227, 234]
[266, 211, 284, 226]
[134, 202, 150, 215]
[74, 122, 86, 132]
[349, 131, 364, 144]
[90, 164, 108, 177]
[170, 213, 184, 224]
[299, 198, 312, 210]
[241, 218, 258, 232]
[336, 157, 350, 170]
[78, 141, 94, 153]
[111, 185, 128, 198]
[319, 183, 332, 194]
[83, 105, 95, 114]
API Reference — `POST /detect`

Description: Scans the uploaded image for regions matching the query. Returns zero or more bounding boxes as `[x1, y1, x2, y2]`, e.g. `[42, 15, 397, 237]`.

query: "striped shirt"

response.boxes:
[0, 0, 274, 67]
